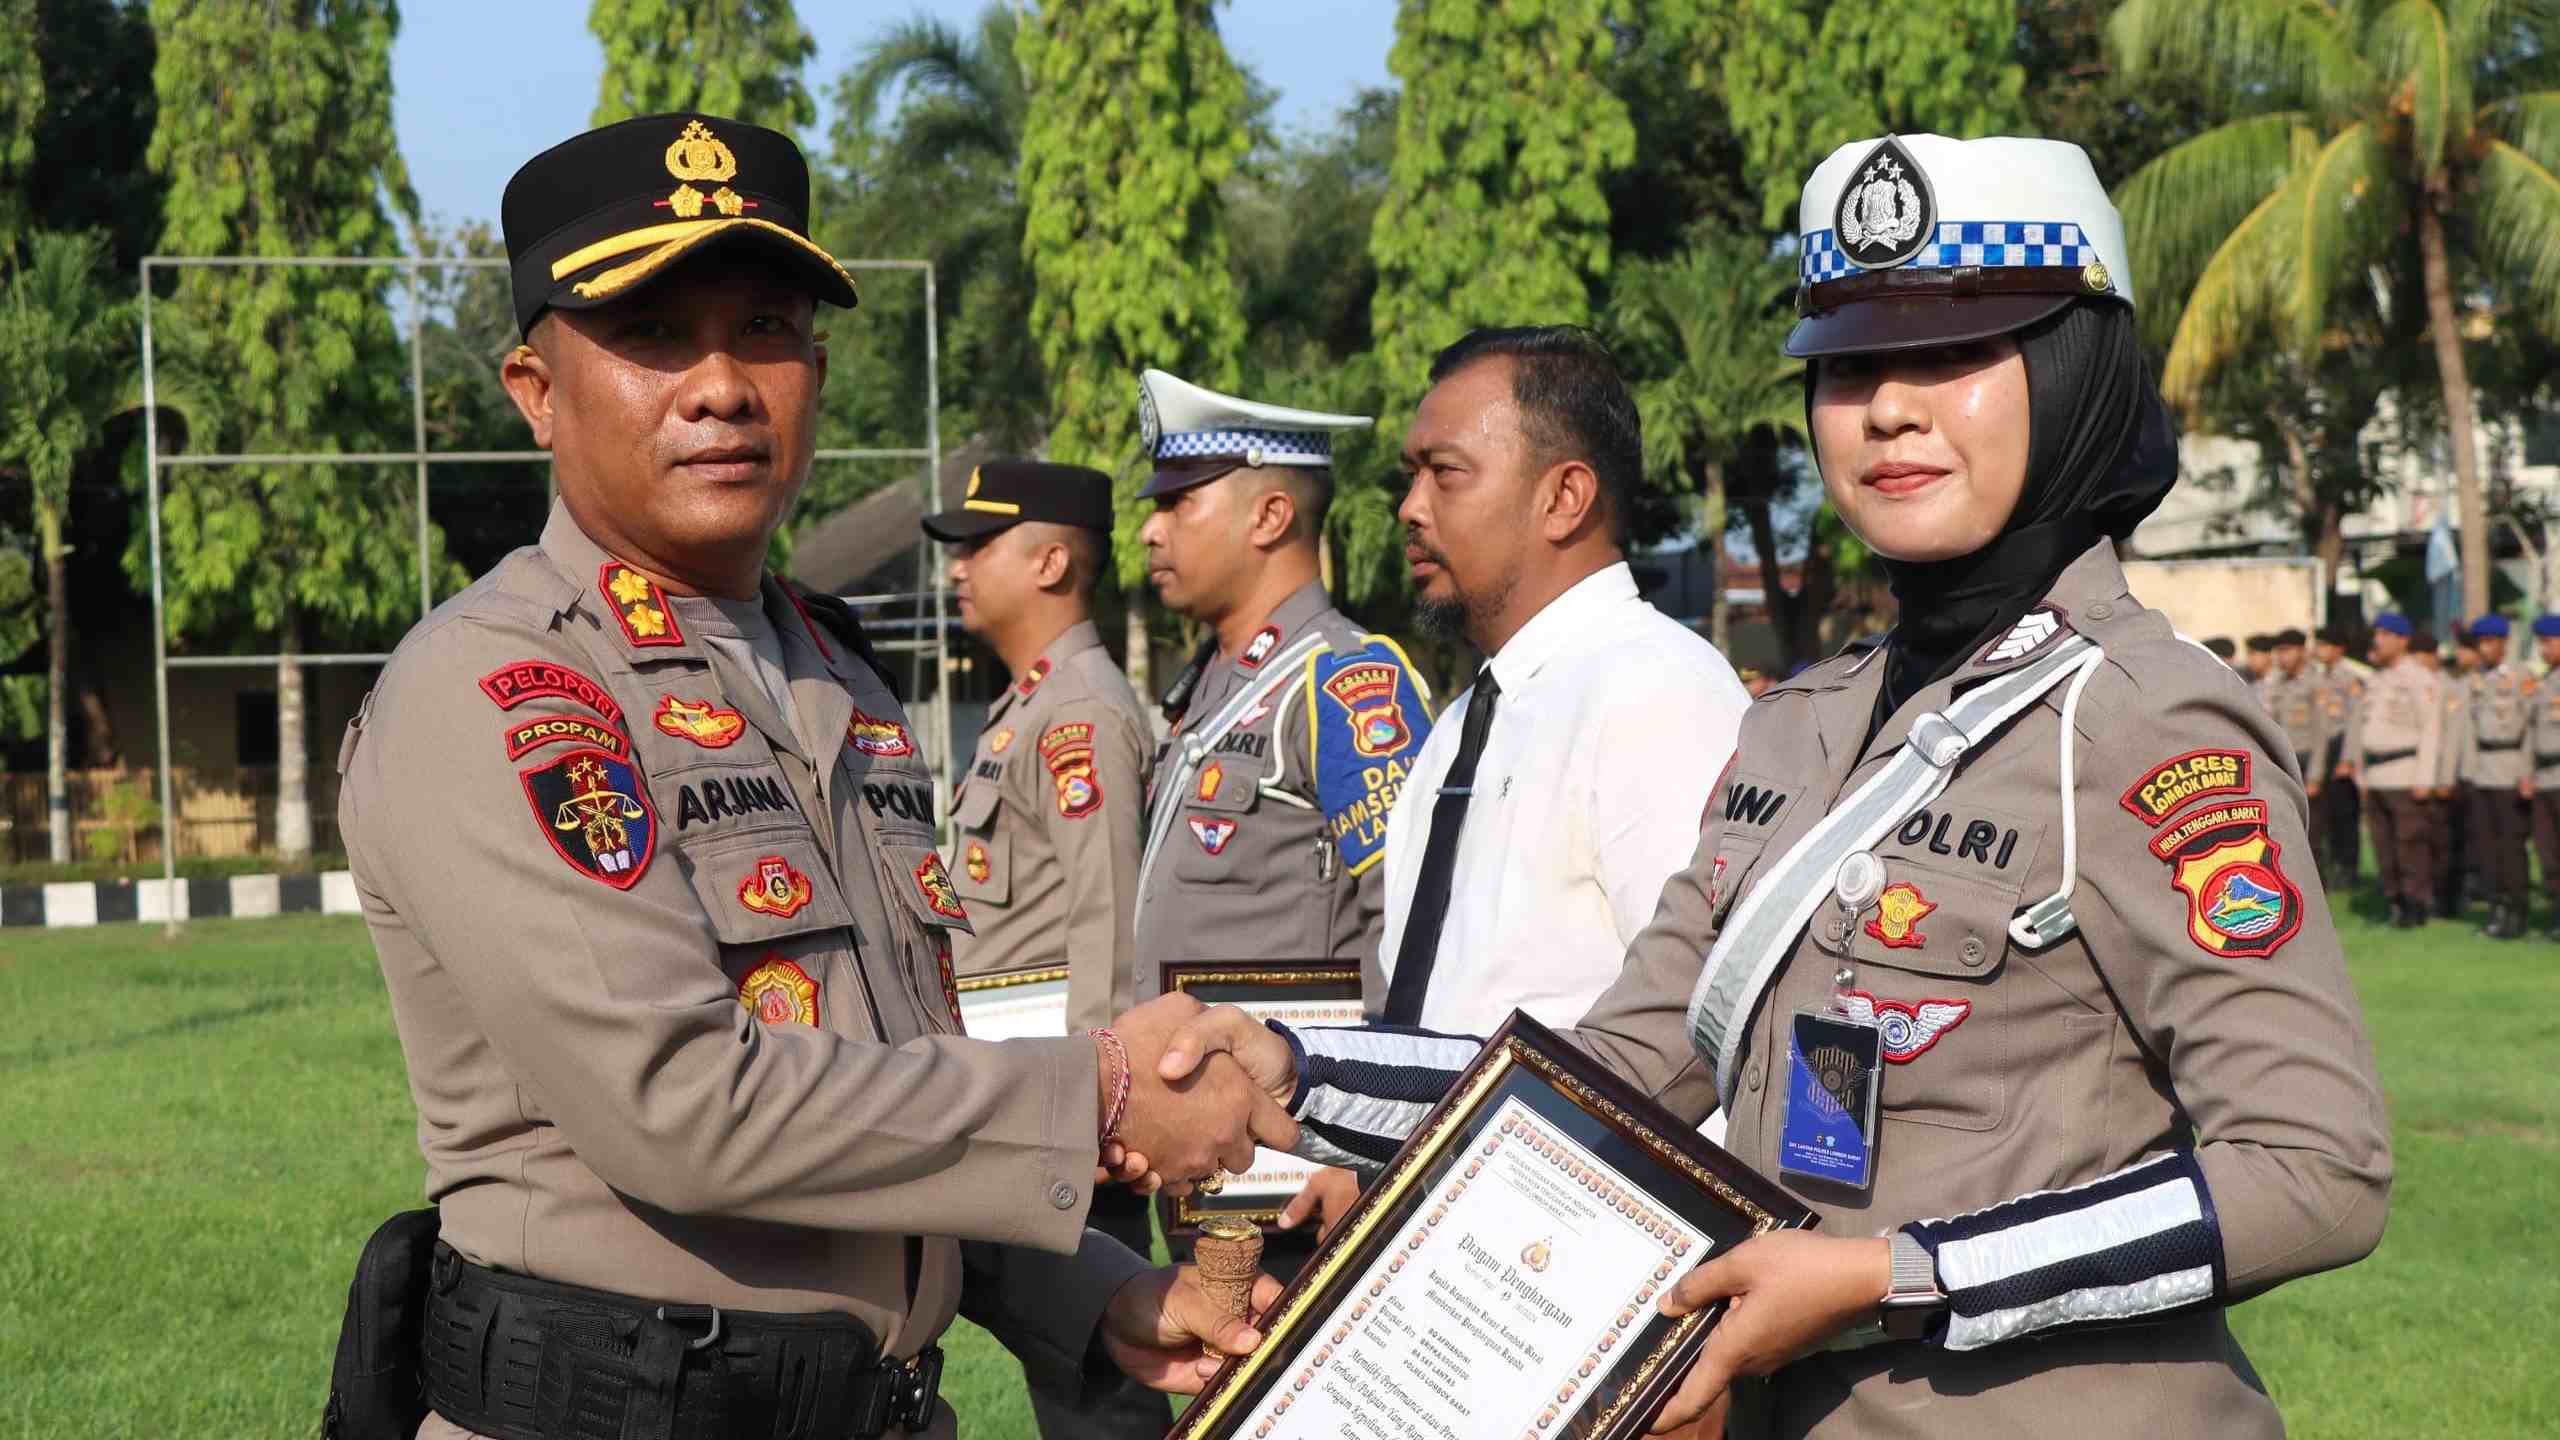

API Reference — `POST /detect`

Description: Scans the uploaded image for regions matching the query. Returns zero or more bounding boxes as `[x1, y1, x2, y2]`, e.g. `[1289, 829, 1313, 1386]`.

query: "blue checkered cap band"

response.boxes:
[1800, 222, 2096, 285]
[1152, 427, 1335, 464]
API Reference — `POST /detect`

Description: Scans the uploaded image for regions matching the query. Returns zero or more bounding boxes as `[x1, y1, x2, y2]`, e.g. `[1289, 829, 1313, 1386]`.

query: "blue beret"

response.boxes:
[2374, 612, 2414, 637]
[2534, 614, 2560, 638]
[2468, 614, 2511, 639]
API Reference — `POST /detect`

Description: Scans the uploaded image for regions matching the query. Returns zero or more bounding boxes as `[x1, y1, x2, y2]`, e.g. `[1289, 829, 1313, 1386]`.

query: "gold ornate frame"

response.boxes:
[1168, 1010, 1815, 1440]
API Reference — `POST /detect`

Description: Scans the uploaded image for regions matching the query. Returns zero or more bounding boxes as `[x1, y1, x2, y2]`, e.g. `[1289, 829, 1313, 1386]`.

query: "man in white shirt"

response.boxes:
[1278, 324, 1748, 1233]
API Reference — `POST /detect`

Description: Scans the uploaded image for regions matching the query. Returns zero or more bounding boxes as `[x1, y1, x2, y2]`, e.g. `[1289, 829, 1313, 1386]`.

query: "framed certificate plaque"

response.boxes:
[1170, 1010, 1816, 1440]
[1159, 961, 1366, 1237]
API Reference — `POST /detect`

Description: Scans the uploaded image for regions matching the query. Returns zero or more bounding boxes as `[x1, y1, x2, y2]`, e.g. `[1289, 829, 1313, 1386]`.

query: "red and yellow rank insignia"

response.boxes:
[1864, 882, 1935, 950]
[653, 695, 746, 748]
[1197, 761, 1224, 803]
[1017, 658, 1052, 697]
[847, 707, 917, 757]
[988, 727, 1016, 755]
[914, 852, 968, 921]
[738, 854, 814, 919]
[1321, 660, 1414, 758]
[1040, 721, 1103, 819]
[2150, 799, 2303, 958]
[521, 748, 657, 888]
[2120, 749, 2251, 826]
[598, 561, 682, 648]
[501, 714, 629, 762]
[738, 954, 819, 1028]
[963, 839, 991, 885]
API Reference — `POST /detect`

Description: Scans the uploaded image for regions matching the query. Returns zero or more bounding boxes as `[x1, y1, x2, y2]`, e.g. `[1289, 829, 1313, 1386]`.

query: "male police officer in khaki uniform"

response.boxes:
[335, 114, 1287, 1440]
[2314, 624, 2368, 887]
[2421, 631, 2473, 915]
[2341, 611, 2442, 926]
[1129, 369, 1436, 994]
[2454, 614, 2531, 937]
[922, 460, 1166, 1440]
[2260, 626, 2327, 793]
[2525, 613, 2560, 938]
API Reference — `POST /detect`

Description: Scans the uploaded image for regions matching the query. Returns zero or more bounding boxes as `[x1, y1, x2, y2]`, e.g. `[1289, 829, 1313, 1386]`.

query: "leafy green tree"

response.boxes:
[0, 0, 40, 261]
[1610, 232, 1804, 656]
[2110, 0, 2560, 618]
[1017, 0, 1250, 690]
[27, 0, 166, 275]
[0, 232, 134, 861]
[589, 0, 816, 132]
[1717, 0, 2027, 228]
[144, 0, 433, 861]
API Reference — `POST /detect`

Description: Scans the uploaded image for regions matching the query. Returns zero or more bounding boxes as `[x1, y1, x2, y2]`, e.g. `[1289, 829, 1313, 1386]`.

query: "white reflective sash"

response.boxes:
[1689, 637, 2101, 1107]
[1134, 633, 1332, 919]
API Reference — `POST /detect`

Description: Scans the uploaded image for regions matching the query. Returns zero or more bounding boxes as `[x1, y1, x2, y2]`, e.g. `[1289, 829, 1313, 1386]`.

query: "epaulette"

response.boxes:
[786, 582, 901, 701]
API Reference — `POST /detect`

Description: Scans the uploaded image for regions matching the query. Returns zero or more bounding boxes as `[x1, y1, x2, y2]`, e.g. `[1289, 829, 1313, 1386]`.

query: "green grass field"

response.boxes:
[1, 903, 2552, 1437]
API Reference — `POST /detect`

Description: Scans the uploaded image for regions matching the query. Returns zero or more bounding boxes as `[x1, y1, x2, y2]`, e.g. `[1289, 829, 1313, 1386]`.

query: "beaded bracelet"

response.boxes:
[1089, 1027, 1132, 1142]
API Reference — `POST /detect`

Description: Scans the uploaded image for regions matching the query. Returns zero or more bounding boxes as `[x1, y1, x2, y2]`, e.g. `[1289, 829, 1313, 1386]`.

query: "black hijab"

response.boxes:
[1822, 299, 2179, 720]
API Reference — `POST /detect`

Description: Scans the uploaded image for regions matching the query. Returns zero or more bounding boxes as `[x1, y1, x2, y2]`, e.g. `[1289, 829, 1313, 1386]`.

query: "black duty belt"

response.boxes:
[2476, 738, 2524, 752]
[2363, 747, 2417, 767]
[422, 1245, 940, 1440]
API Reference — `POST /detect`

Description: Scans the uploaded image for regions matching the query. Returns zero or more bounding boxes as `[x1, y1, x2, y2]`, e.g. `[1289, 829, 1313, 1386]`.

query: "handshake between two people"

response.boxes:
[1091, 994, 1303, 1194]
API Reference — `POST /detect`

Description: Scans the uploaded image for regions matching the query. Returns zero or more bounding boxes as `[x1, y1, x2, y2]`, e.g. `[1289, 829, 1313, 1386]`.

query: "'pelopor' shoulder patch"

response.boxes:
[520, 747, 656, 888]
[480, 659, 623, 723]
[1040, 721, 1103, 819]
[2149, 798, 2302, 958]
[2120, 749, 2252, 825]
[1310, 637, 1434, 876]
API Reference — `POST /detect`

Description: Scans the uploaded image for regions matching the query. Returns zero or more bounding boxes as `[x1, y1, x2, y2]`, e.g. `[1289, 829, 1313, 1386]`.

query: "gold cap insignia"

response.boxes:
[664, 120, 746, 219]
[2083, 261, 2113, 294]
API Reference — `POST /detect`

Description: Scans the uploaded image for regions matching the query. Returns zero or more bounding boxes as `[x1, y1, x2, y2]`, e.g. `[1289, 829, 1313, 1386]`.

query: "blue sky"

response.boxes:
[390, 2, 1396, 231]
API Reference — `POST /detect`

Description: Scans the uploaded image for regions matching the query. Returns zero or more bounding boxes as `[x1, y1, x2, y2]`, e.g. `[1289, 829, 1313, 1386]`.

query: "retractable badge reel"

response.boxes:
[1778, 851, 1888, 1190]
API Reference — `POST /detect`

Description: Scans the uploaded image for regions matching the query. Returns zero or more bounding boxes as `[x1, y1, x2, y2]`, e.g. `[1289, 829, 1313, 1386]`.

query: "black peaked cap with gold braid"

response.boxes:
[501, 112, 859, 335]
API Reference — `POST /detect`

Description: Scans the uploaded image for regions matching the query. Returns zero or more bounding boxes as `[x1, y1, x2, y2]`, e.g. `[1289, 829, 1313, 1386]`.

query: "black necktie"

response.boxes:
[1382, 667, 1500, 1025]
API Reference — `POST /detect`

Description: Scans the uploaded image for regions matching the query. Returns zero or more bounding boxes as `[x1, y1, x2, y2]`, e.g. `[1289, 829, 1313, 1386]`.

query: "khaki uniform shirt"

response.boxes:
[1568, 543, 2390, 1438]
[2343, 657, 2442, 790]
[340, 505, 1140, 1435]
[2317, 660, 2365, 768]
[2456, 661, 2531, 787]
[1133, 582, 1434, 995]
[2532, 668, 2560, 788]
[2258, 664, 2329, 772]
[948, 621, 1151, 1033]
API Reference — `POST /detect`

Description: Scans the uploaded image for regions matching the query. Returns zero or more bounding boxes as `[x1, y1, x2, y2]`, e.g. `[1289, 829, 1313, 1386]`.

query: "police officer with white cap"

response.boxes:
[1159, 133, 2389, 1440]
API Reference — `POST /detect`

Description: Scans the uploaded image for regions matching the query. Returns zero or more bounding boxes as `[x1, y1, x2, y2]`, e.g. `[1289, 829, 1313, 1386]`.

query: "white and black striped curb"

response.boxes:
[0, 871, 361, 928]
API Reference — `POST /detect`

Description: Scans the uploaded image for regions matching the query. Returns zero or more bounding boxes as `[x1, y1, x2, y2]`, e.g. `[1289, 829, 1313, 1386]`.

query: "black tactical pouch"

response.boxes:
[323, 1208, 442, 1439]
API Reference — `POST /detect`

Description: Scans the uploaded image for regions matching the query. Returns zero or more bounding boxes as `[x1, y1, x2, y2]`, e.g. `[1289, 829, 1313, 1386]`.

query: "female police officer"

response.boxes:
[1154, 134, 2391, 1438]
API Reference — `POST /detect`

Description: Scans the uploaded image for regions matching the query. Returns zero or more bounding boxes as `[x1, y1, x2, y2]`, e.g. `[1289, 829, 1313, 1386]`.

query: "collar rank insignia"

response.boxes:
[988, 727, 1016, 755]
[654, 695, 745, 748]
[1834, 134, 1936, 271]
[599, 562, 683, 647]
[1190, 816, 1237, 855]
[1240, 625, 1281, 669]
[2150, 798, 2303, 957]
[914, 852, 968, 920]
[1977, 606, 2068, 667]
[1863, 882, 1935, 950]
[1018, 658, 1052, 697]
[1838, 991, 1971, 1063]
[738, 854, 814, 919]
[1040, 722, 1104, 819]
[1321, 660, 1414, 758]
[1197, 761, 1224, 803]
[963, 839, 991, 885]
[847, 707, 916, 758]
[738, 954, 819, 1027]
[521, 748, 656, 888]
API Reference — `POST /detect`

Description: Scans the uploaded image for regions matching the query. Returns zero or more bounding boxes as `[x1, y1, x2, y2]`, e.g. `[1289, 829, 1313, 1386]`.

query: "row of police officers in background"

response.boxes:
[2220, 614, 2560, 938]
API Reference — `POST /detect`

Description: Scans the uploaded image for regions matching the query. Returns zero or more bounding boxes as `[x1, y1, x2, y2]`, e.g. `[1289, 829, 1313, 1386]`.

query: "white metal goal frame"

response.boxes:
[136, 253, 951, 930]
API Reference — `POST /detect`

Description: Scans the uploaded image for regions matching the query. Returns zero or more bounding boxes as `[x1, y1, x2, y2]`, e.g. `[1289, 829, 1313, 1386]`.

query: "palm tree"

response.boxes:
[1610, 232, 1804, 657]
[0, 231, 133, 862]
[2110, 0, 2560, 616]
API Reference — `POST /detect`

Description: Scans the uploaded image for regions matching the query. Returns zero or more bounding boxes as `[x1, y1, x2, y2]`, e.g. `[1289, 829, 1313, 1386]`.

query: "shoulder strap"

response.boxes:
[1688, 636, 2103, 1108]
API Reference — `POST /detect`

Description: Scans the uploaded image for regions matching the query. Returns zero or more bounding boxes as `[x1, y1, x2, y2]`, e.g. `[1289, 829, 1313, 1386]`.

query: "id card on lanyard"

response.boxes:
[1778, 852, 1887, 1191]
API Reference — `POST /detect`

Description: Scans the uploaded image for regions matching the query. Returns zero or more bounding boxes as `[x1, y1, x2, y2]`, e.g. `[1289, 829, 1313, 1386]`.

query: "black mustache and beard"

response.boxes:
[1409, 531, 1515, 645]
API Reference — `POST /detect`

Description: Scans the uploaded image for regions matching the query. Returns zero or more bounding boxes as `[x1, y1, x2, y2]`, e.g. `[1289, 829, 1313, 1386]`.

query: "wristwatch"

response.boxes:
[1878, 1229, 1947, 1342]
